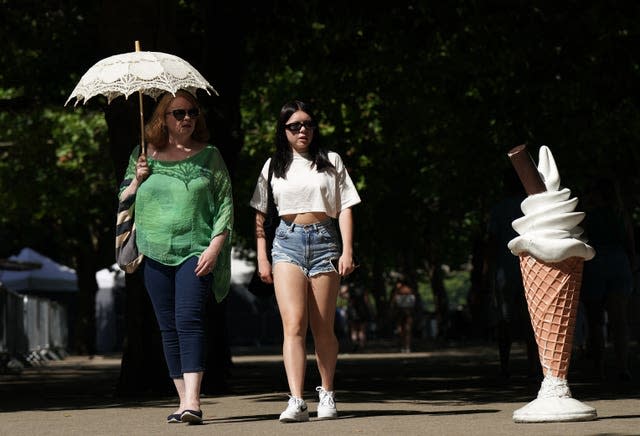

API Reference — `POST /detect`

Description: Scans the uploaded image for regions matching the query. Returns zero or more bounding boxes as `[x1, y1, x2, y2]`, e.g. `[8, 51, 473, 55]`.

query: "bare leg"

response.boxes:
[274, 263, 310, 398]
[497, 320, 512, 377]
[350, 323, 358, 347]
[404, 316, 413, 351]
[308, 272, 341, 390]
[183, 372, 203, 411]
[356, 322, 367, 348]
[172, 378, 186, 414]
[584, 300, 606, 379]
[606, 293, 630, 377]
[171, 371, 203, 414]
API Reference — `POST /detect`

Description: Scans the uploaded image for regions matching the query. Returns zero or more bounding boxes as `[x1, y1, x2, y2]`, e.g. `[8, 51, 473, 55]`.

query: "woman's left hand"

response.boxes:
[338, 255, 357, 276]
[196, 247, 218, 277]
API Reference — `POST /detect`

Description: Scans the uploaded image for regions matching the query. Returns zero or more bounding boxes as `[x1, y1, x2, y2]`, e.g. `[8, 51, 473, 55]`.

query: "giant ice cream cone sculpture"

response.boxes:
[519, 254, 583, 379]
[507, 145, 596, 423]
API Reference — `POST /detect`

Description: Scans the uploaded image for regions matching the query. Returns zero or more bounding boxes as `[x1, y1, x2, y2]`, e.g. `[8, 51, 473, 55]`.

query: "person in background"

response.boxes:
[340, 280, 372, 352]
[120, 90, 233, 424]
[485, 170, 540, 380]
[580, 177, 635, 381]
[250, 100, 361, 422]
[390, 277, 417, 353]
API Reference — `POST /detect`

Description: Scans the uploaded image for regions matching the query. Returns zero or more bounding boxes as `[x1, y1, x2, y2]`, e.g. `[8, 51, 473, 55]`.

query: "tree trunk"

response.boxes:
[430, 263, 449, 340]
[116, 270, 173, 396]
[371, 257, 391, 337]
[198, 0, 244, 392]
[199, 0, 245, 173]
[72, 231, 98, 355]
[467, 233, 492, 341]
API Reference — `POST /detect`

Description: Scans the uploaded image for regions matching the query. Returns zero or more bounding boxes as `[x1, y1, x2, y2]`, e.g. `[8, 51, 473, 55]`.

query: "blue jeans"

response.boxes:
[271, 219, 341, 277]
[143, 256, 211, 378]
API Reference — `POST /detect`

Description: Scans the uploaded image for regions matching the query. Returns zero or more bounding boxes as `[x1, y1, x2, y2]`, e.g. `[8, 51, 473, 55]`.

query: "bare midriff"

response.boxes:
[281, 211, 331, 225]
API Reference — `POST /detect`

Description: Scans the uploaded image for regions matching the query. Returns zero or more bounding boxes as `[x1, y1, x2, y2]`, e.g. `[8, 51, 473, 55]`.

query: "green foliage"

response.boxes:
[418, 269, 471, 313]
[2, 0, 640, 289]
[0, 102, 113, 260]
[0, 1, 97, 103]
[229, 1, 640, 304]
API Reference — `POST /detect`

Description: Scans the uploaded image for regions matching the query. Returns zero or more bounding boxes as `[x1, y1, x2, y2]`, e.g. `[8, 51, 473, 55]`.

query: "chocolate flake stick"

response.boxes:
[507, 144, 547, 195]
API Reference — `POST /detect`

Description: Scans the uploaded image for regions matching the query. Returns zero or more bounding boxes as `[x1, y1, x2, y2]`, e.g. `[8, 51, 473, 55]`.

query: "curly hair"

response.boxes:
[144, 90, 209, 148]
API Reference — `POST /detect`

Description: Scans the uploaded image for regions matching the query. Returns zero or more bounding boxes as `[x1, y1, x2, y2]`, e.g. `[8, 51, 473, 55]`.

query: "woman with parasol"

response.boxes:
[120, 90, 233, 424]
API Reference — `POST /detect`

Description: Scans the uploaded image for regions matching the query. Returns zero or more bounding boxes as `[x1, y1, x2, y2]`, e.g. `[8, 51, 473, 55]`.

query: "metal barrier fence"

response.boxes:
[0, 285, 68, 371]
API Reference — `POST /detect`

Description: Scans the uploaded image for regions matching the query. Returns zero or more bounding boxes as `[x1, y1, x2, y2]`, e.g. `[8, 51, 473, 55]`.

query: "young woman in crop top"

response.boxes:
[250, 100, 361, 422]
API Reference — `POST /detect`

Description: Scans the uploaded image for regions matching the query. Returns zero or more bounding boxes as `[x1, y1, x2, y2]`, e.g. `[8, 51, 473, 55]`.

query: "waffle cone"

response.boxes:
[519, 254, 584, 379]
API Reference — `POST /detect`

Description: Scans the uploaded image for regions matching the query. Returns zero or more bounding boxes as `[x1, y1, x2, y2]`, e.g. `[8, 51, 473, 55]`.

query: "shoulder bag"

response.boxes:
[115, 190, 144, 274]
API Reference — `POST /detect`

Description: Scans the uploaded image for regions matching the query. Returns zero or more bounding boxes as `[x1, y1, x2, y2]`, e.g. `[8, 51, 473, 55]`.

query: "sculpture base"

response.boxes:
[513, 375, 597, 423]
[513, 397, 597, 423]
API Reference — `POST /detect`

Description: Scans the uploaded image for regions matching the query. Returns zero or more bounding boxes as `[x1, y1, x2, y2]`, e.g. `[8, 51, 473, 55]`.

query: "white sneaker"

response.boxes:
[279, 396, 309, 423]
[316, 386, 338, 419]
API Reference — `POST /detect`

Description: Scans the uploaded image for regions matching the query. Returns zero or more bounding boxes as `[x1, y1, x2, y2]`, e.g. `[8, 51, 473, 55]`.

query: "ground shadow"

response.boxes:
[1, 341, 638, 413]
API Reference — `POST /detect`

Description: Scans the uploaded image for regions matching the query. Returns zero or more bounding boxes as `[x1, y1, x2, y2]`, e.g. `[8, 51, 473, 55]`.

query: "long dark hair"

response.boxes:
[272, 100, 334, 178]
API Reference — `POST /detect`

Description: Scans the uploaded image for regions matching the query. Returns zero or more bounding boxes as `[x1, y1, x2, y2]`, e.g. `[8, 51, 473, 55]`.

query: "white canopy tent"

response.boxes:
[0, 247, 78, 293]
[230, 249, 255, 286]
[94, 264, 125, 353]
[0, 247, 76, 360]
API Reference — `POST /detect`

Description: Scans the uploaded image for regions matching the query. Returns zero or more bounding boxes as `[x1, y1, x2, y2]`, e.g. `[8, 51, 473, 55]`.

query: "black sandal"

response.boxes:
[167, 413, 182, 423]
[180, 409, 203, 424]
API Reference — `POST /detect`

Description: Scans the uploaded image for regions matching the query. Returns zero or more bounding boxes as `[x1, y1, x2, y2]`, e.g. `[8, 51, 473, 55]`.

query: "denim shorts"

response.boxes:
[271, 219, 341, 277]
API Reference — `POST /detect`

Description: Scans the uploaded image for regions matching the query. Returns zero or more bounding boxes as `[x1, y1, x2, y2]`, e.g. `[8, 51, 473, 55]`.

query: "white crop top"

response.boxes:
[250, 151, 361, 218]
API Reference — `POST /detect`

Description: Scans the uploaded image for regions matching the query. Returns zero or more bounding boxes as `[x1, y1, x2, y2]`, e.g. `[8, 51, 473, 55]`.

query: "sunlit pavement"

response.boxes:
[1, 341, 639, 435]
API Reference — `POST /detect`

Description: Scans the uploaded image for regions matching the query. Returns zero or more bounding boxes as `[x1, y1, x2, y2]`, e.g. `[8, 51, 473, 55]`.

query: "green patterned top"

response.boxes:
[121, 145, 234, 302]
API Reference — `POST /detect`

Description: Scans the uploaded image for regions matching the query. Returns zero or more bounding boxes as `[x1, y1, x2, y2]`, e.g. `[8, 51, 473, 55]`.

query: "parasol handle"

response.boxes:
[507, 144, 546, 195]
[135, 40, 146, 156]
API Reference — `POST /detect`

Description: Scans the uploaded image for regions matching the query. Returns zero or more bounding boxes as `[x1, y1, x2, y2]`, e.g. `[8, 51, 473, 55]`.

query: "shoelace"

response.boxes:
[287, 395, 306, 410]
[316, 387, 335, 407]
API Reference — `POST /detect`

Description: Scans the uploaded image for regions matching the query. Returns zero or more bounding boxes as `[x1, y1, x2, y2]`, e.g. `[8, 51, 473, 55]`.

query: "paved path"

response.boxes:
[1, 342, 639, 435]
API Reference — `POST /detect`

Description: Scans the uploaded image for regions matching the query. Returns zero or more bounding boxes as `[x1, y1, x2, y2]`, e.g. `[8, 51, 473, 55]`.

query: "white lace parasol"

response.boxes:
[65, 50, 217, 106]
[66, 42, 217, 154]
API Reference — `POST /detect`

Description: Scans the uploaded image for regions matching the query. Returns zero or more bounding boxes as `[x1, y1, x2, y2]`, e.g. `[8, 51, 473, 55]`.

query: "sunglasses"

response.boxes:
[166, 108, 200, 121]
[284, 120, 317, 133]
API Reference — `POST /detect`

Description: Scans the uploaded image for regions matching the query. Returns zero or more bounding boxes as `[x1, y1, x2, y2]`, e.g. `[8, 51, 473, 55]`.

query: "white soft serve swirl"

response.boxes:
[508, 146, 595, 262]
